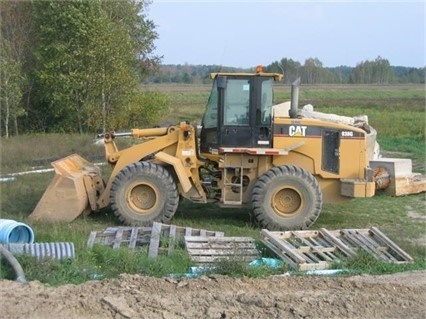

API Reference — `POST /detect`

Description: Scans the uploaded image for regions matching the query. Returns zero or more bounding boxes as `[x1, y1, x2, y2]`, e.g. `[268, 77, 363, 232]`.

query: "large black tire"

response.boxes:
[110, 162, 179, 225]
[252, 165, 323, 231]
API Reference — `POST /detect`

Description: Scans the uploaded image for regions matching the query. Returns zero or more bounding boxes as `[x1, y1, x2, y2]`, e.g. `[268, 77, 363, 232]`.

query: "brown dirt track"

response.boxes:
[1, 270, 425, 319]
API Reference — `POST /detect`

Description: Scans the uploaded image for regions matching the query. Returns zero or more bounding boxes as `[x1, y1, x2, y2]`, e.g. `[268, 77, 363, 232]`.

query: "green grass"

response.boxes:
[339, 250, 426, 275]
[1, 83, 425, 285]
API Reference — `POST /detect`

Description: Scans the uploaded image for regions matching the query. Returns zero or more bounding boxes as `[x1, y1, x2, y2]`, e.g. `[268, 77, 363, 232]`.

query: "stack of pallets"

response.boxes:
[87, 222, 224, 258]
[184, 236, 260, 264]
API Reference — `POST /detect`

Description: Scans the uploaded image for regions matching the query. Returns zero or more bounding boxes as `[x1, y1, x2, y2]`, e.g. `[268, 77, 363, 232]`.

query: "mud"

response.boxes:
[1, 271, 425, 319]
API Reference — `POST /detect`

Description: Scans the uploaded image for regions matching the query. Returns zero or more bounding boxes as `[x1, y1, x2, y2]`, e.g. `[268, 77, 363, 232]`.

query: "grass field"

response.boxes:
[1, 83, 425, 285]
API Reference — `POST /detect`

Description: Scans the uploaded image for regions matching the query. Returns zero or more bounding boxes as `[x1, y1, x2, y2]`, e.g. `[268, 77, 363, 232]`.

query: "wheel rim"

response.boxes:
[272, 187, 302, 217]
[126, 182, 159, 216]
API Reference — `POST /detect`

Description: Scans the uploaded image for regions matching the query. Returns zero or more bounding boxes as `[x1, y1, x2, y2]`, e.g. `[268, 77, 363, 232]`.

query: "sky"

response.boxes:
[147, 0, 425, 68]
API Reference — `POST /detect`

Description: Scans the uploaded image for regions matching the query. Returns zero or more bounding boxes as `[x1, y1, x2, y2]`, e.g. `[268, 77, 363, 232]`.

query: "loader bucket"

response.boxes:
[29, 154, 104, 223]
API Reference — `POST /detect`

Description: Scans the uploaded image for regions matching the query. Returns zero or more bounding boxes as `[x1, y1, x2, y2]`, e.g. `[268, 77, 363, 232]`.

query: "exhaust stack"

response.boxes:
[289, 78, 301, 119]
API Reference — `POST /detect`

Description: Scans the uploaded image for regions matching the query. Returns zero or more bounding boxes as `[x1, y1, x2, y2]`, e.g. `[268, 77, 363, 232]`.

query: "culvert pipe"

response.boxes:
[3, 242, 75, 260]
[0, 219, 35, 244]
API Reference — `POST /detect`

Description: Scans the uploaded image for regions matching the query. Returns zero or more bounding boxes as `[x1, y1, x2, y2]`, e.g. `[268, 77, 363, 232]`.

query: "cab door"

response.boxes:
[219, 77, 253, 147]
[251, 77, 273, 148]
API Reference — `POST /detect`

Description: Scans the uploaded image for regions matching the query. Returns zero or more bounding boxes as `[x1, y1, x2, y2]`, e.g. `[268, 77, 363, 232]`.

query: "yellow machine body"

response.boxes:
[29, 70, 425, 230]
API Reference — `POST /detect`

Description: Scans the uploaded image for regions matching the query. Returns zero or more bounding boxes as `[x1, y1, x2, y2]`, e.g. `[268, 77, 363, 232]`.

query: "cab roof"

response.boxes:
[210, 71, 283, 82]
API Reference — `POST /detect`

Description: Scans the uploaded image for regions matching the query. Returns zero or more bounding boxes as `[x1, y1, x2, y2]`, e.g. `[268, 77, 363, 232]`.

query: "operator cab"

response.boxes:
[200, 67, 283, 153]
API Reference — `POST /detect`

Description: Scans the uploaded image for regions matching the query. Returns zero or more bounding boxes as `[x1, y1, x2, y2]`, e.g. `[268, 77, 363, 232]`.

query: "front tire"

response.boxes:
[110, 162, 179, 225]
[252, 165, 323, 230]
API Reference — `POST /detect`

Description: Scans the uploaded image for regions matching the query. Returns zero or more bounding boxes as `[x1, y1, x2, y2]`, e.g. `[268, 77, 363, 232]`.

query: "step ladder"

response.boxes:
[223, 153, 244, 205]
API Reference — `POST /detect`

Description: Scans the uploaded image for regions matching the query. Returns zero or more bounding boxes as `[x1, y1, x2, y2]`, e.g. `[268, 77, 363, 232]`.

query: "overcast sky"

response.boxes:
[147, 0, 425, 68]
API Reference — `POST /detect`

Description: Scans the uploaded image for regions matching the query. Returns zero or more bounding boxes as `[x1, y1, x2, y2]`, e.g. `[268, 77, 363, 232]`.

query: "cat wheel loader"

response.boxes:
[29, 66, 426, 230]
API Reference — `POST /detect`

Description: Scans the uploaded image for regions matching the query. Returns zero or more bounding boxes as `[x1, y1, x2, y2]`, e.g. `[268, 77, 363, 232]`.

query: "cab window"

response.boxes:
[223, 79, 250, 126]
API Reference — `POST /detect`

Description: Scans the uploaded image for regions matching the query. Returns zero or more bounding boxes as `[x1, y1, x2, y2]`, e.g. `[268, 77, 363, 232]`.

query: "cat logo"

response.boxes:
[289, 125, 307, 137]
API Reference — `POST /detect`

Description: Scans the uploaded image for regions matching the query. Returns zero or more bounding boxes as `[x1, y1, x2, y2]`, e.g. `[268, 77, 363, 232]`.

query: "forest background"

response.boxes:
[1, 0, 424, 137]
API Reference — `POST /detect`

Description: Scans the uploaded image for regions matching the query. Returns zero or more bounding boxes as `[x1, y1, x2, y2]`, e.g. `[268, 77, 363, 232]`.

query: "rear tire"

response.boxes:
[252, 165, 323, 230]
[110, 162, 179, 225]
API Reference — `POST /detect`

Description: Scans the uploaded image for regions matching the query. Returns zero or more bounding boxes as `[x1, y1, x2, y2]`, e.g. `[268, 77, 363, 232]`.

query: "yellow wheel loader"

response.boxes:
[29, 67, 426, 230]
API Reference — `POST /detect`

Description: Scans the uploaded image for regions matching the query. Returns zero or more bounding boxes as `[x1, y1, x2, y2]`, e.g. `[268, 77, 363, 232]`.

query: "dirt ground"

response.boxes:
[1, 270, 425, 319]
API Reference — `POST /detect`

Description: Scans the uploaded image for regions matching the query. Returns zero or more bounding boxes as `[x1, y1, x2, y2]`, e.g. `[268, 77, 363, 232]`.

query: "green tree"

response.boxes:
[32, 0, 99, 133]
[88, 0, 163, 132]
[31, 0, 163, 134]
[0, 0, 33, 136]
[265, 58, 301, 84]
[302, 57, 324, 84]
[372, 56, 394, 84]
[350, 56, 394, 84]
[0, 40, 26, 137]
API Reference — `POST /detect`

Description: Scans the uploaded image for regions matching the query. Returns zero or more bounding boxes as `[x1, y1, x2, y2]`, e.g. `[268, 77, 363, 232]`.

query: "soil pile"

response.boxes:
[1, 271, 425, 319]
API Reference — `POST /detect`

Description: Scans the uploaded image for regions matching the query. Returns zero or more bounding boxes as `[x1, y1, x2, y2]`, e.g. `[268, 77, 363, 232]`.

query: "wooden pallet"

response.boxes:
[185, 236, 260, 264]
[261, 227, 414, 271]
[87, 222, 224, 258]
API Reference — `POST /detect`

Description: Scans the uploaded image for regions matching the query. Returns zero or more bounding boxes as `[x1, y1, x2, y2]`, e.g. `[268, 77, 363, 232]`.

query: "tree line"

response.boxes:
[1, 0, 166, 137]
[1, 1, 424, 137]
[150, 57, 425, 85]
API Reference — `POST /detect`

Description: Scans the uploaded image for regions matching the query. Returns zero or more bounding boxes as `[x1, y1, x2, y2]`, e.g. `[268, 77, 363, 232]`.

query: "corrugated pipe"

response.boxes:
[0, 219, 35, 244]
[2, 242, 75, 260]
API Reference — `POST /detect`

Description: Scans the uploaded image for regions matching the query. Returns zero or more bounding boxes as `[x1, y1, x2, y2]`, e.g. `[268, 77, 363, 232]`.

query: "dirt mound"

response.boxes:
[1, 271, 425, 319]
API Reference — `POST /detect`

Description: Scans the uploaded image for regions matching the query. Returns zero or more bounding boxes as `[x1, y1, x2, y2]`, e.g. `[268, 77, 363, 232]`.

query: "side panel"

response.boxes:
[272, 119, 368, 180]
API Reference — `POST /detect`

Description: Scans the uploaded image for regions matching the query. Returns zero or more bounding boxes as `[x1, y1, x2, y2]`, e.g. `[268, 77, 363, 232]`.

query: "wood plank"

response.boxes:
[319, 228, 357, 258]
[129, 227, 139, 250]
[186, 248, 260, 256]
[298, 261, 331, 272]
[340, 229, 389, 261]
[86, 231, 98, 248]
[350, 230, 396, 262]
[167, 224, 177, 255]
[191, 255, 259, 263]
[185, 236, 256, 243]
[185, 227, 192, 236]
[291, 231, 334, 262]
[271, 230, 321, 239]
[186, 242, 258, 249]
[341, 228, 410, 263]
[299, 251, 319, 264]
[112, 228, 124, 249]
[261, 229, 307, 263]
[369, 227, 414, 262]
[148, 222, 162, 258]
[185, 236, 259, 264]
[261, 230, 334, 271]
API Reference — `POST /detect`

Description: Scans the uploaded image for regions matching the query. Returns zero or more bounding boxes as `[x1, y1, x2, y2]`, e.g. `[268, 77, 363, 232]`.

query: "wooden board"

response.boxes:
[261, 227, 413, 271]
[87, 222, 224, 258]
[86, 226, 152, 250]
[185, 236, 260, 264]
